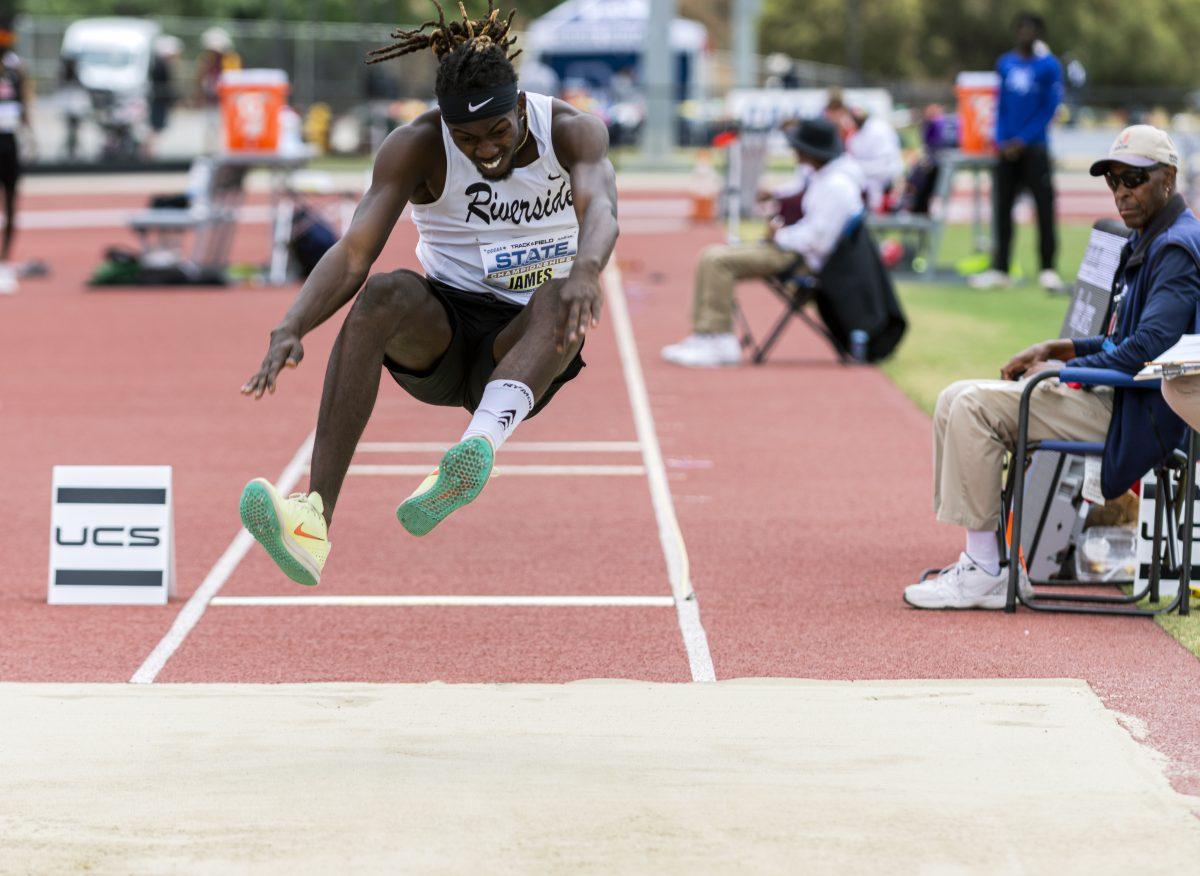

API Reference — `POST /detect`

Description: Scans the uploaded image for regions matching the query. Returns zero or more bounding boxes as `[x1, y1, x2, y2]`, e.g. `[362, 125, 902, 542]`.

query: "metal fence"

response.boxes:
[17, 15, 437, 112]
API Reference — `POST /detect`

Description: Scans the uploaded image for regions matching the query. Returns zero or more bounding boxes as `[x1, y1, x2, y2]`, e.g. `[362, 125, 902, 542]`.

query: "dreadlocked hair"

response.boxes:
[367, 1, 521, 98]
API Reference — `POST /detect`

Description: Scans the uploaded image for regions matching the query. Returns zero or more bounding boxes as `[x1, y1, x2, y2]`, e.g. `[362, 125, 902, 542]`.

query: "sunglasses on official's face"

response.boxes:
[1104, 165, 1161, 192]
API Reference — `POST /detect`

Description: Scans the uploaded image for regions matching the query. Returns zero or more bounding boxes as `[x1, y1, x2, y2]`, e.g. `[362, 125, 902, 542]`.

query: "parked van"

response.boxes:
[61, 17, 161, 97]
[61, 18, 162, 160]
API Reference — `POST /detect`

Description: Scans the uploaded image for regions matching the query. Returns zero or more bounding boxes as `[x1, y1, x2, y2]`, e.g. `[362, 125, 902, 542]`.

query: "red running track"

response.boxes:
[3, 206, 1200, 795]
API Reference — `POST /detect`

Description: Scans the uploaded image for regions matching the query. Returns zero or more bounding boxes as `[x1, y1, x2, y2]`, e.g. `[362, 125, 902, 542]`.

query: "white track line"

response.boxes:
[210, 595, 674, 607]
[129, 433, 316, 684]
[342, 464, 645, 476]
[356, 441, 642, 453]
[22, 204, 275, 231]
[603, 260, 716, 682]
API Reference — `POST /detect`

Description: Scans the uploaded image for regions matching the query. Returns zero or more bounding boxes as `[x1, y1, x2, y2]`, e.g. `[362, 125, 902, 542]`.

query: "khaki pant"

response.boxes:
[692, 242, 801, 334]
[933, 378, 1113, 531]
[1162, 374, 1200, 432]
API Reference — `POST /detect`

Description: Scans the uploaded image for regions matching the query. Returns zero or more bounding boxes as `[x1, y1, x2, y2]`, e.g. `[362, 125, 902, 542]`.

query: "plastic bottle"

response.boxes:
[849, 329, 869, 363]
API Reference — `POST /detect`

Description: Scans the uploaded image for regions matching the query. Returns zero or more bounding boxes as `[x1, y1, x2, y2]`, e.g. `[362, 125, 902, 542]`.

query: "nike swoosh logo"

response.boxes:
[468, 97, 494, 112]
[293, 523, 325, 541]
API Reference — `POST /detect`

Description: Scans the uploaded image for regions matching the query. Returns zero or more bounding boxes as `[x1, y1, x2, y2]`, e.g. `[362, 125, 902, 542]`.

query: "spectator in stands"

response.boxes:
[847, 106, 903, 212]
[196, 27, 239, 152]
[905, 126, 1200, 609]
[823, 89, 857, 144]
[0, 22, 30, 295]
[1062, 54, 1088, 127]
[57, 52, 89, 162]
[148, 36, 181, 156]
[970, 11, 1065, 293]
[898, 103, 952, 215]
[661, 118, 864, 368]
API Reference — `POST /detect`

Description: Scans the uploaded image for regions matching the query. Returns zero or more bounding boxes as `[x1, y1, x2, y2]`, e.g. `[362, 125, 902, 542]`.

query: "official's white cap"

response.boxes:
[1089, 125, 1180, 175]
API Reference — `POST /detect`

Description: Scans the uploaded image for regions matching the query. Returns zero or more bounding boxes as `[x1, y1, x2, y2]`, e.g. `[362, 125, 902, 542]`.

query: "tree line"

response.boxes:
[759, 0, 1200, 91]
[26, 0, 1200, 91]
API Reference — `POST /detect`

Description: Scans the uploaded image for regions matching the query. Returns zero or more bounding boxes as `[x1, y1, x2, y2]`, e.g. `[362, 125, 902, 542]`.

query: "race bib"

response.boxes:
[480, 230, 577, 295]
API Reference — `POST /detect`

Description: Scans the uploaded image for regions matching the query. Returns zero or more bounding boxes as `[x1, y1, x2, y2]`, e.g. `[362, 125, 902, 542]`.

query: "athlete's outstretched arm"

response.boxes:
[553, 108, 619, 351]
[241, 123, 430, 398]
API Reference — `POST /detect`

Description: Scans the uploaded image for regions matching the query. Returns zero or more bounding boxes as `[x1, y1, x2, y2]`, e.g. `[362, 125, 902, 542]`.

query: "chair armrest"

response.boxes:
[1057, 367, 1158, 390]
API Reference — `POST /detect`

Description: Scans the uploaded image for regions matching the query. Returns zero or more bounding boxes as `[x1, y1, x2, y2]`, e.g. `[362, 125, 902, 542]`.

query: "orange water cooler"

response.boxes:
[218, 69, 290, 153]
[955, 71, 1000, 155]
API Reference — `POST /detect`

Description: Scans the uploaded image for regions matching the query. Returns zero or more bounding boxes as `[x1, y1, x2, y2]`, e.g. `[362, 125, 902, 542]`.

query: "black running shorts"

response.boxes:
[384, 277, 585, 416]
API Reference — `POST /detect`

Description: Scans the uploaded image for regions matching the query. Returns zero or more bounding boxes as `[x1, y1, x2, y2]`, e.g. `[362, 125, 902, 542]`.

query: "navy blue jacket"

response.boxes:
[1068, 195, 1200, 498]
[995, 50, 1062, 147]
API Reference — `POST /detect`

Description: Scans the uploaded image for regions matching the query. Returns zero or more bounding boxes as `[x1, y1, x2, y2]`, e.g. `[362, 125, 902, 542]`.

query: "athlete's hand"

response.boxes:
[556, 272, 602, 352]
[242, 328, 304, 399]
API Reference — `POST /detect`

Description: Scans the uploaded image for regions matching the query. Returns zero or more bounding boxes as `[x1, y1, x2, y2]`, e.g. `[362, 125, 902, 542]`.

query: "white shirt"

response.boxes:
[410, 92, 577, 305]
[770, 164, 812, 201]
[773, 154, 865, 272]
[847, 115, 903, 210]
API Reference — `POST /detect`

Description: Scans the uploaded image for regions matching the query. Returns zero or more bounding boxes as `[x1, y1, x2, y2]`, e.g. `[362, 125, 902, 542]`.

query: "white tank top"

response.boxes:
[411, 92, 577, 305]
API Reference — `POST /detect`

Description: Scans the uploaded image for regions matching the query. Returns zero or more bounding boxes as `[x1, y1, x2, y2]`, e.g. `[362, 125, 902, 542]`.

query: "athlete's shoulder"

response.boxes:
[548, 97, 603, 129]
[374, 108, 444, 177]
[548, 98, 610, 164]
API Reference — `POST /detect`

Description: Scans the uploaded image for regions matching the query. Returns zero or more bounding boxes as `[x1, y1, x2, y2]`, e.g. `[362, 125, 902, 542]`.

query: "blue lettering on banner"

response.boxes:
[480, 230, 579, 292]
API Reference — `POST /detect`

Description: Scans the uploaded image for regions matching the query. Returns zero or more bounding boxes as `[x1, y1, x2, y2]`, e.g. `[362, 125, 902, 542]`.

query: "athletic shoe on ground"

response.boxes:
[239, 478, 330, 587]
[660, 332, 742, 367]
[903, 552, 1030, 609]
[397, 436, 494, 536]
[1039, 269, 1067, 293]
[0, 263, 17, 295]
[967, 269, 1012, 290]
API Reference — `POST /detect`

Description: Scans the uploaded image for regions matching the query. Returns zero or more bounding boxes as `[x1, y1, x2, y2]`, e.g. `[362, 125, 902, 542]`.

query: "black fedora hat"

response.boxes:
[788, 117, 843, 162]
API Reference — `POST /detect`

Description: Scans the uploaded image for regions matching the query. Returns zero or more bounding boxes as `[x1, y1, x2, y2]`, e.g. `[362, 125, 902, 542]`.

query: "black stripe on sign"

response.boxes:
[56, 488, 166, 505]
[55, 570, 164, 587]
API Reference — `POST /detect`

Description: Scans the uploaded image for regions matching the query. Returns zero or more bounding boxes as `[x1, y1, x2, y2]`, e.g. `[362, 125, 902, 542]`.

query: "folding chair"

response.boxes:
[733, 213, 864, 365]
[1003, 366, 1195, 616]
[128, 157, 247, 283]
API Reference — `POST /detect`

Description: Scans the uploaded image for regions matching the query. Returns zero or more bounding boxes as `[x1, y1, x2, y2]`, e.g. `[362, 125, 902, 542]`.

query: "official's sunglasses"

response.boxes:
[1104, 165, 1161, 192]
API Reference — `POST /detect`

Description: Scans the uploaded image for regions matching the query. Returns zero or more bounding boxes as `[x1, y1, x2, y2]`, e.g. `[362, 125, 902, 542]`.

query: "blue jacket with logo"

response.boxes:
[995, 50, 1062, 147]
[1069, 195, 1200, 498]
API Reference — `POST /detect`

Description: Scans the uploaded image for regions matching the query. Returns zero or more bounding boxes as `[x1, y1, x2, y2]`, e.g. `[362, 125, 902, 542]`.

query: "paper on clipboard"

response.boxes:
[1135, 334, 1200, 380]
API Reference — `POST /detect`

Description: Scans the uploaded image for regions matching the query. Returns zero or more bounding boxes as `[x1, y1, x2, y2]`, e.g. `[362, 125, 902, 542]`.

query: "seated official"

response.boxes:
[661, 117, 865, 368]
[846, 106, 904, 213]
[905, 125, 1200, 609]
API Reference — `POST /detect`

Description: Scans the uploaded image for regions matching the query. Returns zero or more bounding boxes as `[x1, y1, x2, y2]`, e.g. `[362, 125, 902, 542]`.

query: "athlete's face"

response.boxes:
[448, 99, 526, 182]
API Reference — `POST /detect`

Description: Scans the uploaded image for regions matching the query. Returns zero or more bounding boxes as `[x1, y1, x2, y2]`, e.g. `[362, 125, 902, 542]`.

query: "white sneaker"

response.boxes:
[0, 264, 17, 295]
[1039, 269, 1066, 293]
[903, 553, 1029, 610]
[967, 269, 1012, 290]
[660, 333, 742, 368]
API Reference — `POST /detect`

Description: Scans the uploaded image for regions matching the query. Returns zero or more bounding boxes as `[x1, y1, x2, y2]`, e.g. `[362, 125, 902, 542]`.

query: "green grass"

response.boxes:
[879, 222, 1094, 412]
[881, 221, 1200, 650]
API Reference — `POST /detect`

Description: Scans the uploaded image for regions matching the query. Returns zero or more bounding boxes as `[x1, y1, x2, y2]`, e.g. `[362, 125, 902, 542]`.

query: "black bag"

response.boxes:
[814, 222, 907, 362]
[290, 206, 337, 277]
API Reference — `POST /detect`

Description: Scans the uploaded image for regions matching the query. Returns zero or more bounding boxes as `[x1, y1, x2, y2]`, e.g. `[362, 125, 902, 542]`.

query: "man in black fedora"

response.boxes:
[663, 117, 866, 367]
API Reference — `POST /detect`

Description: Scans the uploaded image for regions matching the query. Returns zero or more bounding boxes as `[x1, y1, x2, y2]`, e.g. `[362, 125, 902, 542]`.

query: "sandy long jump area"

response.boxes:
[3, 680, 1199, 874]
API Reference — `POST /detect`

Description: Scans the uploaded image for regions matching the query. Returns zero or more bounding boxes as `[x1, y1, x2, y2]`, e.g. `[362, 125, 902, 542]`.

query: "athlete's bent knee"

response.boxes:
[354, 270, 432, 320]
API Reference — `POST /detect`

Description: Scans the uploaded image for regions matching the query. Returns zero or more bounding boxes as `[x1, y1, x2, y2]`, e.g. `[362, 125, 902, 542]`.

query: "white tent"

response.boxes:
[523, 0, 708, 100]
[525, 0, 707, 56]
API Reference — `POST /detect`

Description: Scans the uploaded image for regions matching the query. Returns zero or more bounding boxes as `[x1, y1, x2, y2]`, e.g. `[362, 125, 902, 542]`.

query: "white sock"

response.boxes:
[965, 529, 1001, 576]
[462, 379, 535, 451]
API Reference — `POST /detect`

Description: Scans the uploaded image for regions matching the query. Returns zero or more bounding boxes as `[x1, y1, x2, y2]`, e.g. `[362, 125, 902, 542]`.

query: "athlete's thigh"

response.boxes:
[368, 270, 455, 373]
[490, 278, 564, 362]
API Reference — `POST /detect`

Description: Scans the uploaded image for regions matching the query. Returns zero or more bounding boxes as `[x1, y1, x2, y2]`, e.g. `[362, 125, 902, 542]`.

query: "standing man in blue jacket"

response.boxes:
[905, 126, 1200, 610]
[970, 12, 1065, 292]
